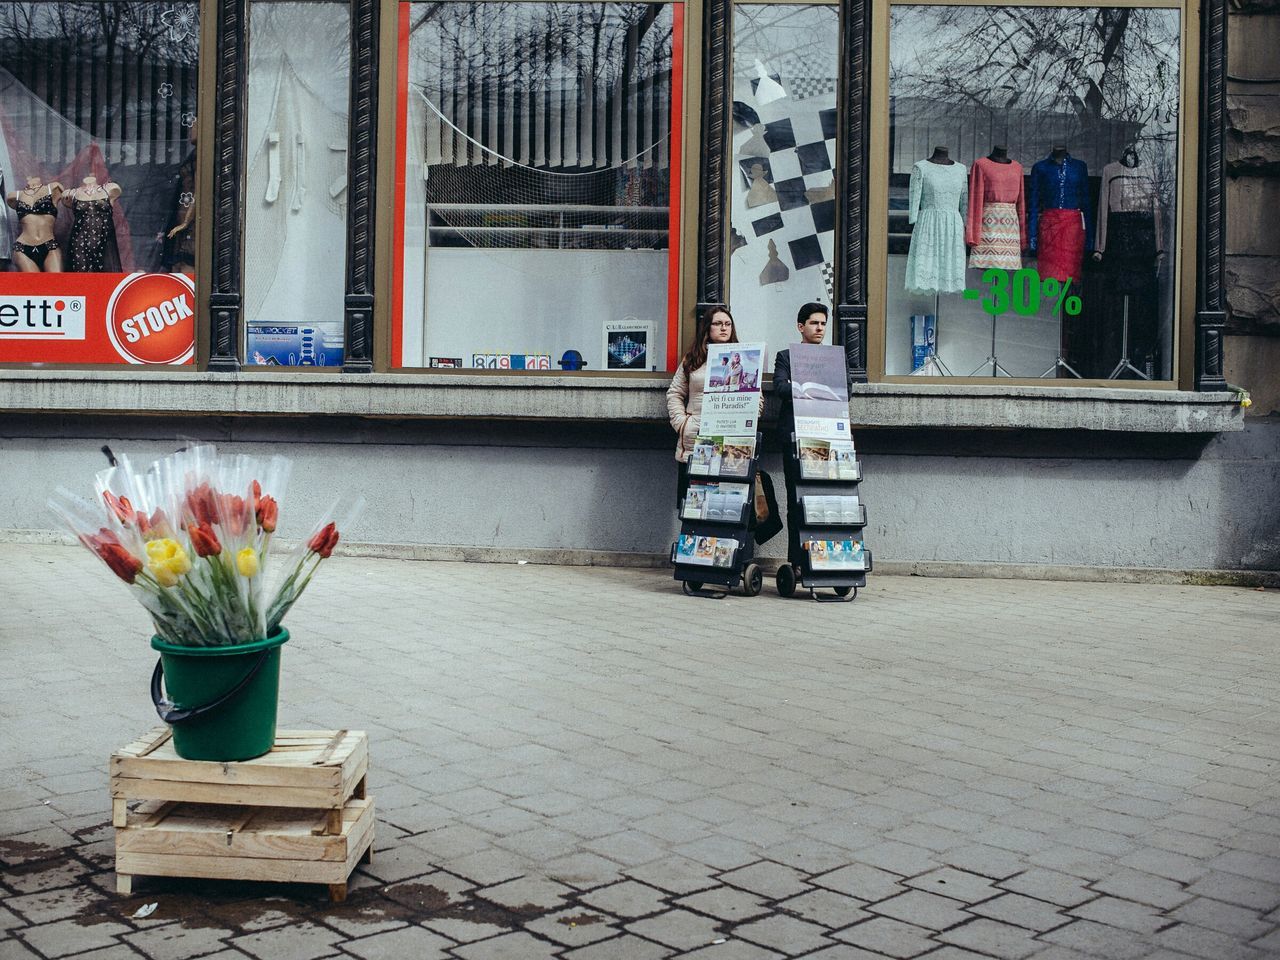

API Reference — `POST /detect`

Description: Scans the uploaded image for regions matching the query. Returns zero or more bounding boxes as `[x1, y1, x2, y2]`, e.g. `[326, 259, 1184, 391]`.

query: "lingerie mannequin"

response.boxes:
[967, 145, 1026, 270]
[63, 175, 122, 273]
[161, 125, 197, 274]
[6, 176, 64, 272]
[905, 146, 967, 293]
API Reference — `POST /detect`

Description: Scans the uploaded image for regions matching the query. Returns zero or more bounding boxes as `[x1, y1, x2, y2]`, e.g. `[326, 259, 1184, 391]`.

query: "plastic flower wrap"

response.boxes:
[49, 445, 363, 647]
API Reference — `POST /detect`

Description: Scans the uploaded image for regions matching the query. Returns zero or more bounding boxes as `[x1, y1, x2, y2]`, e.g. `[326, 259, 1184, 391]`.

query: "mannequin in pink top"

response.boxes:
[966, 146, 1027, 270]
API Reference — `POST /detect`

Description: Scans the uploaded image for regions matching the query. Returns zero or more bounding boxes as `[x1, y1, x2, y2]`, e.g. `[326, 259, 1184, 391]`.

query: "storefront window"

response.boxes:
[883, 5, 1181, 381]
[244, 0, 350, 367]
[729, 3, 838, 366]
[0, 0, 200, 365]
[394, 0, 681, 372]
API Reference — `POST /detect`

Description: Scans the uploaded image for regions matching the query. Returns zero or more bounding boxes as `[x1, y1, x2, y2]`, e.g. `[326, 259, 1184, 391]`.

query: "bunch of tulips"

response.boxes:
[50, 445, 354, 647]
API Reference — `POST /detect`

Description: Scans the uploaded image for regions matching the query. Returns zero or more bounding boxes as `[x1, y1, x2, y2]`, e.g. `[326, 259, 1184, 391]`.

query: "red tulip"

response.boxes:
[257, 495, 278, 533]
[185, 483, 219, 526]
[307, 522, 340, 559]
[220, 494, 249, 536]
[103, 491, 135, 525]
[82, 527, 142, 583]
[188, 521, 222, 557]
[251, 480, 262, 512]
[138, 508, 173, 539]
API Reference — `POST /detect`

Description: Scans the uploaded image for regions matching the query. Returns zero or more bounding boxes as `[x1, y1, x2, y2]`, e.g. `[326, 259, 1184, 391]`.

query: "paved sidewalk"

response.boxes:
[3, 543, 1280, 960]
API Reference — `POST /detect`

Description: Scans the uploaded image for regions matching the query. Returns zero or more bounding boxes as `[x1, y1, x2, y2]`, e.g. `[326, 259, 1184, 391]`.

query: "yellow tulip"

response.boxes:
[236, 548, 260, 578]
[145, 538, 191, 587]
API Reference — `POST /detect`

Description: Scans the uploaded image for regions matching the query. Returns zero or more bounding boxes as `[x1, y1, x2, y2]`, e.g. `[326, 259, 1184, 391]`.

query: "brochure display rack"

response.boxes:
[672, 431, 764, 597]
[775, 343, 872, 602]
[672, 343, 767, 599]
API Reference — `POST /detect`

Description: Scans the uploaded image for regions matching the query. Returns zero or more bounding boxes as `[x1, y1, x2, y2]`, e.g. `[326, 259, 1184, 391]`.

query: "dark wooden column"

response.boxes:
[1196, 0, 1228, 391]
[206, 0, 247, 372]
[835, 0, 871, 383]
[342, 0, 380, 373]
[694, 0, 732, 324]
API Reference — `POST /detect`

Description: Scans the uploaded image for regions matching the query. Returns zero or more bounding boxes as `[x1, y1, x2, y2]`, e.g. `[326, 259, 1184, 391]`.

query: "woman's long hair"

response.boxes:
[680, 305, 739, 374]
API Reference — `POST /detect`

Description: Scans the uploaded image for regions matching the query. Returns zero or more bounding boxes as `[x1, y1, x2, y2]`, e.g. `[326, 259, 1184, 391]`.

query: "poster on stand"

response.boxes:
[789, 342, 851, 441]
[699, 342, 766, 437]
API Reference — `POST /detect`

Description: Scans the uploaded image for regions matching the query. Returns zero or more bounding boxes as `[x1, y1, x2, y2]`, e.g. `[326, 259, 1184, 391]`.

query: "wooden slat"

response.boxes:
[111, 779, 345, 809]
[111, 756, 343, 791]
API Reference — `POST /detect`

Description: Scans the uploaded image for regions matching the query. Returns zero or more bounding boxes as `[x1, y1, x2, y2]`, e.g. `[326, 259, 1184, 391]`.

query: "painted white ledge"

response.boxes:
[0, 369, 1243, 433]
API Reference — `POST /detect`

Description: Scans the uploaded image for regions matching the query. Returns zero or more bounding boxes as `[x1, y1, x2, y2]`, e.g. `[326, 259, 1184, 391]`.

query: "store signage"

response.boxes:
[0, 273, 195, 365]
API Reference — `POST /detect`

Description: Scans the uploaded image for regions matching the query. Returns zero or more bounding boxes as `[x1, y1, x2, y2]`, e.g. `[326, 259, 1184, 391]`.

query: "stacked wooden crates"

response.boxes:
[111, 729, 374, 901]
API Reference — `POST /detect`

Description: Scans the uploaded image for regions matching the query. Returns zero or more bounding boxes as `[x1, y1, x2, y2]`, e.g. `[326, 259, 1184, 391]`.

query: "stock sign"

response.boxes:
[0, 272, 195, 365]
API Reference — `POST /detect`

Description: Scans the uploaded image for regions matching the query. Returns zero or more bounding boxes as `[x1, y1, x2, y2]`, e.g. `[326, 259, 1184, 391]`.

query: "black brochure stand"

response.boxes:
[670, 432, 764, 599]
[776, 432, 873, 601]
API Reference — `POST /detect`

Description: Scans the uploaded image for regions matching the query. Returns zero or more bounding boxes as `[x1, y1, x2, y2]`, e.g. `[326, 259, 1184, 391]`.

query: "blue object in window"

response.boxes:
[559, 350, 587, 371]
[1028, 153, 1094, 251]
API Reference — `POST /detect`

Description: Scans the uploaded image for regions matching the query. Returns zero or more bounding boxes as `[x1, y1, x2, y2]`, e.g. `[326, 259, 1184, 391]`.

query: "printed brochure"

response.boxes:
[689, 435, 757, 478]
[802, 495, 862, 525]
[675, 533, 740, 568]
[700, 341, 766, 437]
[682, 482, 751, 522]
[805, 539, 867, 571]
[797, 438, 858, 480]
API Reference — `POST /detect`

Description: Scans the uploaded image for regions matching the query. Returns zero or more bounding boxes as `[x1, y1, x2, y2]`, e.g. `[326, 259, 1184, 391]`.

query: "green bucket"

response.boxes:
[150, 629, 289, 761]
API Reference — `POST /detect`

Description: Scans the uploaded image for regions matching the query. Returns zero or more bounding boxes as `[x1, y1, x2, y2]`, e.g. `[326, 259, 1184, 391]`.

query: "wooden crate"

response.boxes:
[115, 797, 374, 901]
[111, 729, 373, 901]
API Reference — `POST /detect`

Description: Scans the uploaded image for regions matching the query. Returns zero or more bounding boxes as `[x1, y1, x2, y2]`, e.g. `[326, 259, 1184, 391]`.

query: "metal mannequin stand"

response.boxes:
[1040, 297, 1082, 378]
[969, 312, 1012, 377]
[911, 294, 953, 376]
[1108, 295, 1150, 380]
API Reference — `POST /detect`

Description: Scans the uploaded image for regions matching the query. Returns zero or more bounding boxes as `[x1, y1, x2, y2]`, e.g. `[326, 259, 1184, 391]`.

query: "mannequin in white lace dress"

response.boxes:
[905, 146, 968, 294]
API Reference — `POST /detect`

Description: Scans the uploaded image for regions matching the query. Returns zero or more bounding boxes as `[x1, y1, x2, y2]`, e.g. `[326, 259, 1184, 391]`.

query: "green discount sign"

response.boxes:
[962, 268, 1083, 318]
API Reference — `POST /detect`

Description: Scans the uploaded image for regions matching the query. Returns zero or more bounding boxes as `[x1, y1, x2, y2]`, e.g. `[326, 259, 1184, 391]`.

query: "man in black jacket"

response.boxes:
[773, 302, 830, 571]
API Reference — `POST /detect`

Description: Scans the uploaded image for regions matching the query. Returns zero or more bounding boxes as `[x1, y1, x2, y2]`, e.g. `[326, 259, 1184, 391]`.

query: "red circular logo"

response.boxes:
[106, 273, 196, 365]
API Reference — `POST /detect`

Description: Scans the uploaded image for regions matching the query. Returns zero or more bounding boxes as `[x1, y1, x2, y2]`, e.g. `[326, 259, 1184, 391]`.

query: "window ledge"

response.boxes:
[0, 369, 1243, 433]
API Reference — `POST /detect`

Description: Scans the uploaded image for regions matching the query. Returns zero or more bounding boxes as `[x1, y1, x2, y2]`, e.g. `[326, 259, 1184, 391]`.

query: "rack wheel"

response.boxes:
[775, 563, 796, 598]
[834, 585, 857, 599]
[683, 581, 704, 595]
[742, 563, 763, 596]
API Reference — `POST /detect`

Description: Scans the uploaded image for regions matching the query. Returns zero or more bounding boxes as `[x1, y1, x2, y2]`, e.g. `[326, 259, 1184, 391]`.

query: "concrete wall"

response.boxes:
[4, 412, 1277, 576]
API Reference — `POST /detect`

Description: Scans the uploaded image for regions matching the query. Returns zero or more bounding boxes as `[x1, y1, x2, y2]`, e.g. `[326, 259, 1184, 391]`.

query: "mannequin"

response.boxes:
[967, 144, 1026, 270]
[1029, 145, 1092, 282]
[63, 175, 122, 273]
[6, 175, 64, 272]
[905, 146, 967, 294]
[162, 124, 197, 274]
[1093, 143, 1164, 377]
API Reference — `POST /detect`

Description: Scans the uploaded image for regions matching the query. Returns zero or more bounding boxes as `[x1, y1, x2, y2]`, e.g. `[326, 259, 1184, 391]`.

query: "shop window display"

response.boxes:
[244, 0, 350, 367]
[395, 1, 680, 372]
[729, 3, 838, 367]
[0, 0, 199, 365]
[884, 5, 1181, 380]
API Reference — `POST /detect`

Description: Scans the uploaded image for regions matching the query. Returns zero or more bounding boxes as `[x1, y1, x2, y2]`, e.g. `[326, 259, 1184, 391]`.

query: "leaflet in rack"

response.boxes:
[789, 342, 852, 444]
[797, 438, 858, 480]
[802, 495, 861, 525]
[806, 539, 867, 571]
[682, 481, 751, 521]
[675, 533, 740, 568]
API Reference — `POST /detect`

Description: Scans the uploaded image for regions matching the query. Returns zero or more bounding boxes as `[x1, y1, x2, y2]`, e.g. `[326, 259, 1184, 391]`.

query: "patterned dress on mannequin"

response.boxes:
[904, 159, 968, 294]
[66, 196, 117, 272]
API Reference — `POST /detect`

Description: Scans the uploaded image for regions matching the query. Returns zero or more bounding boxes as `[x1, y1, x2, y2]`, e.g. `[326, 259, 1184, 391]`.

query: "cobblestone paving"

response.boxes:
[3, 543, 1280, 960]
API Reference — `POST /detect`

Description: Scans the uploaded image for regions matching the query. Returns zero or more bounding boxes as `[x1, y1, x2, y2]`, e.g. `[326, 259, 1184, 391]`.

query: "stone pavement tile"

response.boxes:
[581, 881, 670, 919]
[1152, 923, 1268, 960]
[406, 825, 494, 862]
[17, 918, 131, 959]
[0, 935, 41, 959]
[624, 857, 719, 896]
[476, 876, 574, 911]
[339, 925, 454, 960]
[122, 924, 235, 960]
[673, 837, 761, 872]
[867, 890, 970, 931]
[420, 914, 510, 945]
[545, 853, 624, 891]
[1116, 846, 1208, 884]
[934, 917, 1045, 960]
[1207, 850, 1280, 883]
[1167, 896, 1273, 940]
[494, 827, 584, 863]
[48, 946, 145, 960]
[832, 917, 937, 958]
[760, 839, 853, 876]
[802, 947, 905, 960]
[1037, 919, 1151, 959]
[967, 893, 1071, 932]
[633, 813, 713, 845]
[1250, 927, 1280, 953]
[717, 863, 811, 901]
[812, 864, 906, 903]
[231, 921, 344, 960]
[997, 869, 1095, 908]
[942, 845, 1027, 881]
[440, 850, 530, 887]
[774, 889, 869, 929]
[356, 842, 439, 884]
[0, 906, 24, 933]
[1187, 871, 1280, 911]
[1067, 895, 1167, 935]
[731, 914, 833, 955]
[677, 940, 782, 960]
[383, 870, 476, 909]
[586, 831, 672, 868]
[905, 867, 1000, 905]
[677, 887, 770, 923]
[560, 933, 673, 959]
[519, 909, 615, 948]
[4, 857, 90, 896]
[449, 930, 563, 960]
[1090, 869, 1194, 910]
[548, 809, 628, 841]
[849, 842, 939, 877]
[625, 908, 723, 950]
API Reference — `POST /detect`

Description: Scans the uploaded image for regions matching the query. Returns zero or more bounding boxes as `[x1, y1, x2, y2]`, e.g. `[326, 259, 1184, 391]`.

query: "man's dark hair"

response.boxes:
[796, 302, 829, 326]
